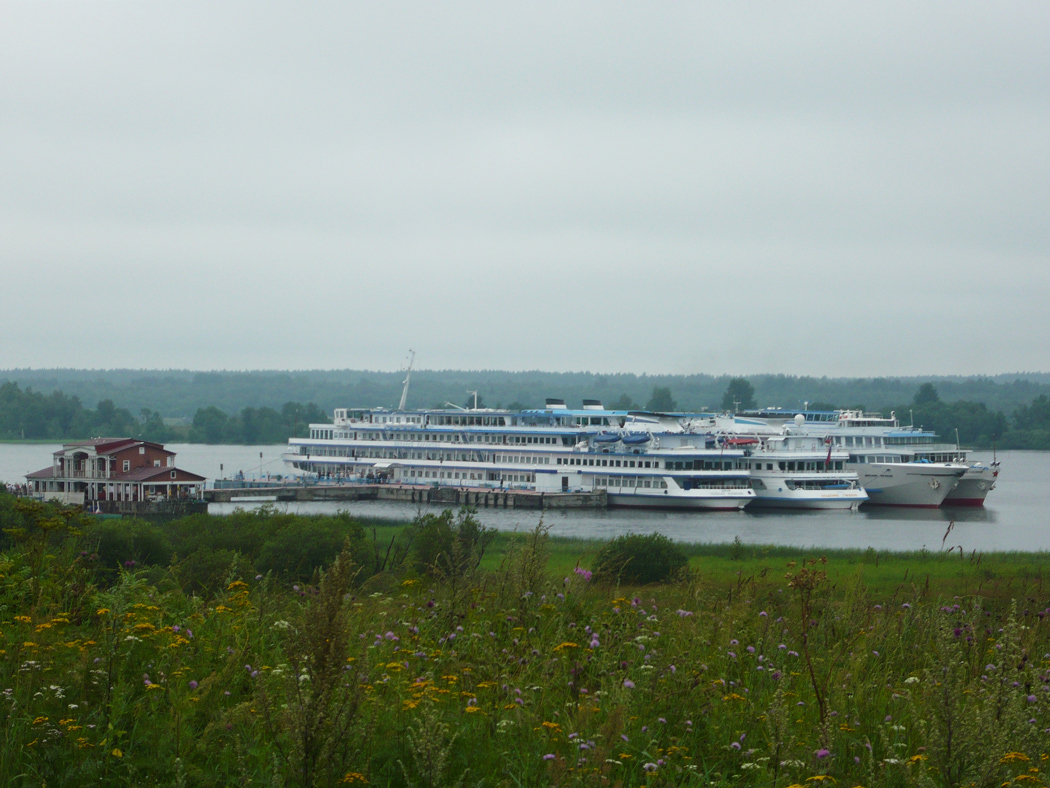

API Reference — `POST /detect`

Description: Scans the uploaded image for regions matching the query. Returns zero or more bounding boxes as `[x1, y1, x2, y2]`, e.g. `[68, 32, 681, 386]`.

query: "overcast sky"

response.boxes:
[2, 2, 1047, 377]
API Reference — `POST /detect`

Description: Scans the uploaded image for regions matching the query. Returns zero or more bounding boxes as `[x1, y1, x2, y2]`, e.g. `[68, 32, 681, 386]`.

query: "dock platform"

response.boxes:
[205, 483, 605, 510]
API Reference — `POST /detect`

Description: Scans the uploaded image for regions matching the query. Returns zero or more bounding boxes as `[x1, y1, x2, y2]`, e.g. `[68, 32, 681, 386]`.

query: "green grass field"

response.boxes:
[2, 497, 1049, 787]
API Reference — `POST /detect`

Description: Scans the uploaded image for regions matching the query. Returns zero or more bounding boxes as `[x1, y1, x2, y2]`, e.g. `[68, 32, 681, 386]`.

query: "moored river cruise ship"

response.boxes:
[284, 399, 755, 511]
[730, 410, 978, 507]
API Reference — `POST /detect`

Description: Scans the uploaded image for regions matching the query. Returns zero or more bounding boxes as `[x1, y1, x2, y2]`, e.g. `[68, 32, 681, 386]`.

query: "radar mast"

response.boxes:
[398, 349, 415, 411]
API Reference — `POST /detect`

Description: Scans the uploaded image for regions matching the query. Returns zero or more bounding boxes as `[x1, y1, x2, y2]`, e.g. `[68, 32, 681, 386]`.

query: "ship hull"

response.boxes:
[607, 490, 754, 511]
[942, 464, 998, 507]
[749, 491, 866, 510]
[850, 463, 967, 507]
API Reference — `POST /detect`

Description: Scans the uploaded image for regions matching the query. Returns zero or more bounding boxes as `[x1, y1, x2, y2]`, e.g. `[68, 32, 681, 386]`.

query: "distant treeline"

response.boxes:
[2, 370, 1050, 448]
[0, 381, 325, 445]
[3, 368, 1050, 419]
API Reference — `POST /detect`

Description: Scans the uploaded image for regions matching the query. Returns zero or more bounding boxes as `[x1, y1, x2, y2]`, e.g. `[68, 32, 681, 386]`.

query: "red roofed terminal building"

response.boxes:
[26, 438, 205, 507]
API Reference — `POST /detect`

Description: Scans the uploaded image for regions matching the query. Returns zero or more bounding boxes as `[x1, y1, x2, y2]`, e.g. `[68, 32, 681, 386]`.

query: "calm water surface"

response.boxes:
[3, 445, 1047, 553]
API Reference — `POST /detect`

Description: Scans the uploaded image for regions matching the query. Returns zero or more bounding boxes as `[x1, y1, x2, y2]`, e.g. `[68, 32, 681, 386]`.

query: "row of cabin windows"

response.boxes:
[558, 457, 657, 469]
[317, 431, 567, 445]
[402, 468, 535, 483]
[750, 461, 846, 471]
[432, 415, 509, 427]
[594, 477, 669, 489]
[300, 448, 747, 473]
[829, 435, 913, 448]
[666, 460, 742, 471]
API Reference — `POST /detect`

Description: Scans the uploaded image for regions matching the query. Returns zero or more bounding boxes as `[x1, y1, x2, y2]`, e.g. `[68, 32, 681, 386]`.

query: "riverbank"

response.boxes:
[2, 499, 1048, 786]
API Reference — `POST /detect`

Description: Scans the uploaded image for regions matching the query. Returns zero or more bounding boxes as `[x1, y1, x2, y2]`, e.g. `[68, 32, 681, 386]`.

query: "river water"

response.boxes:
[3, 444, 1047, 553]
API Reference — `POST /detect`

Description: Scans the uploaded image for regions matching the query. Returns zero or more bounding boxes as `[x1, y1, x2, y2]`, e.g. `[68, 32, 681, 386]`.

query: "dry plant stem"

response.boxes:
[788, 564, 829, 730]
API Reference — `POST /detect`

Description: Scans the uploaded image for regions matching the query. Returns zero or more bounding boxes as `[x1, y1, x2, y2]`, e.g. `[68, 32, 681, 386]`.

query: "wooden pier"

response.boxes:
[205, 484, 605, 510]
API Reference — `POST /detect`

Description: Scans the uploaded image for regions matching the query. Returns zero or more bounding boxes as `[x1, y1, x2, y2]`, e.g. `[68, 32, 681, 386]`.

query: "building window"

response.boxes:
[123, 460, 130, 472]
[170, 471, 177, 479]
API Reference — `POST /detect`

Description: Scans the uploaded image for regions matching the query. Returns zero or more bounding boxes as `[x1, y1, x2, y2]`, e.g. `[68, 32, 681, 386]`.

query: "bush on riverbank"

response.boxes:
[592, 532, 688, 585]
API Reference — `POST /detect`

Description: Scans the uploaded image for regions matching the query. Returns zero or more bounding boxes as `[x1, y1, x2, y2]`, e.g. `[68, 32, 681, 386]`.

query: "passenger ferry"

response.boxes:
[742, 433, 867, 510]
[283, 399, 755, 510]
[735, 410, 972, 507]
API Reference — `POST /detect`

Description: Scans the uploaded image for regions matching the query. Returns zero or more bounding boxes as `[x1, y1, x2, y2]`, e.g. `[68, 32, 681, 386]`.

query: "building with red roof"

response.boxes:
[26, 438, 205, 507]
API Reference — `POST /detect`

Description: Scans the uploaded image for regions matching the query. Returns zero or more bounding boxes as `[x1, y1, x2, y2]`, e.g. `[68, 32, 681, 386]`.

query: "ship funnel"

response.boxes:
[545, 398, 568, 410]
[582, 399, 604, 410]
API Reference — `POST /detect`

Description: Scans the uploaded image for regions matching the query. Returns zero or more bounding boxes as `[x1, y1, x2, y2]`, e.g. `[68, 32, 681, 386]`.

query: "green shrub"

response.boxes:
[81, 517, 174, 574]
[591, 532, 688, 584]
[256, 518, 364, 581]
[405, 507, 493, 578]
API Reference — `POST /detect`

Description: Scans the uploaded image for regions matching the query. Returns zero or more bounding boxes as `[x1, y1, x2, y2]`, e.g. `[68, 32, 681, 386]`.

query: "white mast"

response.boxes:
[398, 349, 415, 411]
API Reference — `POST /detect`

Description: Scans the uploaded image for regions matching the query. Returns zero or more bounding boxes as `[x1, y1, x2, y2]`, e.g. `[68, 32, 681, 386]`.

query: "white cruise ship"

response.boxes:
[741, 433, 867, 510]
[735, 410, 971, 508]
[284, 399, 755, 511]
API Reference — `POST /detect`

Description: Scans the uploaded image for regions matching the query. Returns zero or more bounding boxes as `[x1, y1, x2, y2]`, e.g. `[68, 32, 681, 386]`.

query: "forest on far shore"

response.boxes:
[1, 370, 1049, 448]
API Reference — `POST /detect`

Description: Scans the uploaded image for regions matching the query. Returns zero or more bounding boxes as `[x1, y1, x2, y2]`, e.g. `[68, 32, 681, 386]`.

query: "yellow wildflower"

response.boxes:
[1002, 753, 1032, 764]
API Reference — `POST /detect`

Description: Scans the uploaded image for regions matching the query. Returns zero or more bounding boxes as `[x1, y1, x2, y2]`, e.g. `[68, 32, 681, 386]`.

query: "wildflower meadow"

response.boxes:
[1, 493, 1049, 787]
